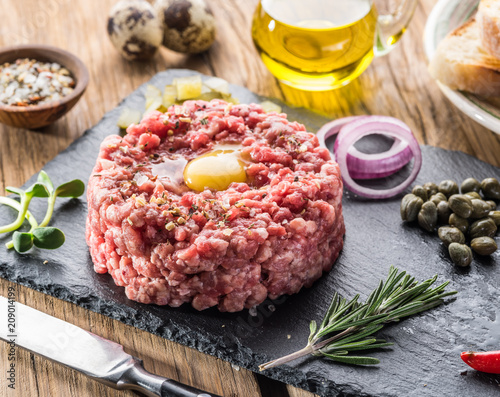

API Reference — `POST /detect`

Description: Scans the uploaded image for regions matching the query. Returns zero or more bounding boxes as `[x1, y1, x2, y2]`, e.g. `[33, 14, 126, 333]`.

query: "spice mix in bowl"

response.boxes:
[0, 44, 89, 129]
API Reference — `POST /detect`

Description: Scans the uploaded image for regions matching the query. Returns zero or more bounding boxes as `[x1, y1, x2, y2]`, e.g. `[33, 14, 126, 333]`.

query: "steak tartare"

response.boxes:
[86, 99, 344, 311]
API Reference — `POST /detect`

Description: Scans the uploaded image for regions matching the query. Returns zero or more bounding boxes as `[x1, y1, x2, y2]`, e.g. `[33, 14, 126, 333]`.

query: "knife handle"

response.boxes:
[117, 358, 221, 397]
[160, 379, 220, 397]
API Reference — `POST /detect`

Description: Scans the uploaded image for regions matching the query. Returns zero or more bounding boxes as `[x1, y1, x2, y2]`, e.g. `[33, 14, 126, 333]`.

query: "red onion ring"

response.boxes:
[345, 168, 405, 180]
[336, 137, 413, 179]
[317, 116, 413, 180]
[333, 116, 422, 199]
[316, 116, 365, 150]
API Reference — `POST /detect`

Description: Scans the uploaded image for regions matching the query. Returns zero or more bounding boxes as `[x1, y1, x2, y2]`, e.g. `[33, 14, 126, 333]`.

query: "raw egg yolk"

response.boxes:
[184, 149, 247, 191]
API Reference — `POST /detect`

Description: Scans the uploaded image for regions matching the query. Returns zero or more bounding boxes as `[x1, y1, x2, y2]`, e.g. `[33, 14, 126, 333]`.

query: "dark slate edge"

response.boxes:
[0, 70, 360, 397]
[2, 69, 498, 397]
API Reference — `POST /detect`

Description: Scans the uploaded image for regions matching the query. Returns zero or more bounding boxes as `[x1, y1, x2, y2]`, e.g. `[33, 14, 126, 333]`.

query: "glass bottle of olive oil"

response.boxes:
[252, 0, 379, 90]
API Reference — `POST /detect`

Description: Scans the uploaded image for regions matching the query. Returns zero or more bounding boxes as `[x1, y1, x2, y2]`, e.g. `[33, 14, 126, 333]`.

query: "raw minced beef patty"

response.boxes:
[86, 99, 345, 312]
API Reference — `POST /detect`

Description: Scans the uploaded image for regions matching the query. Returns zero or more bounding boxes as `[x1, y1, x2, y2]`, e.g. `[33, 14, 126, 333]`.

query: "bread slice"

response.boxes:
[478, 0, 500, 59]
[428, 18, 500, 97]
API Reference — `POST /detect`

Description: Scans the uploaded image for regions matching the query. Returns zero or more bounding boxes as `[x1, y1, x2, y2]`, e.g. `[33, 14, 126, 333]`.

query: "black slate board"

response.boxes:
[1, 69, 499, 397]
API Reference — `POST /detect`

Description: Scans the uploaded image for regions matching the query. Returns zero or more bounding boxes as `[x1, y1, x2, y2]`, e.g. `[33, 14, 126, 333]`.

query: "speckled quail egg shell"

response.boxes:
[107, 0, 164, 61]
[154, 0, 216, 54]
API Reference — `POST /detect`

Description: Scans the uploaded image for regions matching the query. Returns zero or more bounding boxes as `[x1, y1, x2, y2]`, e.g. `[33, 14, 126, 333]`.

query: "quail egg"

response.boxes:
[154, 0, 216, 54]
[107, 0, 163, 61]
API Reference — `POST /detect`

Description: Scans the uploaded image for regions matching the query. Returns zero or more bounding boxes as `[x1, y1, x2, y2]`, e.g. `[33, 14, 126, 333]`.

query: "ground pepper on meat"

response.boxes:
[86, 99, 345, 312]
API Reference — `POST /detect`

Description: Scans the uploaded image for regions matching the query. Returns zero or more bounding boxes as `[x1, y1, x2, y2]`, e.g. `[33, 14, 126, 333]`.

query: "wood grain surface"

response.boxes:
[0, 1, 499, 396]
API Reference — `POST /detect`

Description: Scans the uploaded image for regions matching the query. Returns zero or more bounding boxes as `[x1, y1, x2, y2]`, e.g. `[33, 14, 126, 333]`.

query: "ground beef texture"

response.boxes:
[86, 99, 344, 312]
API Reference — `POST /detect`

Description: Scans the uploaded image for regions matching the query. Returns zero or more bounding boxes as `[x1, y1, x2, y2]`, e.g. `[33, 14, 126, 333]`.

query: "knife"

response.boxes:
[0, 296, 220, 397]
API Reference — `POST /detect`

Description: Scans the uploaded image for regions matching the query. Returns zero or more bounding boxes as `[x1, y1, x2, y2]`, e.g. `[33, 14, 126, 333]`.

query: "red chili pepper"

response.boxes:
[461, 350, 500, 374]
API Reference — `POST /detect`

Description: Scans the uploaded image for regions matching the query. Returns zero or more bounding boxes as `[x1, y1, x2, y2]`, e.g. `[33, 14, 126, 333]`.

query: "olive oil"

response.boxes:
[252, 0, 378, 90]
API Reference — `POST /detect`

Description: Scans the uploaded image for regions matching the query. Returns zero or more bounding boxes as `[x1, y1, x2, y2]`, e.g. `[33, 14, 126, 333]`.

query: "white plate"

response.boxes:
[424, 0, 500, 135]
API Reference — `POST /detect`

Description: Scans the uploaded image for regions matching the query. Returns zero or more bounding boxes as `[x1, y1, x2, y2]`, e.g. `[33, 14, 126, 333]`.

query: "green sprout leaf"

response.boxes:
[5, 187, 24, 196]
[24, 182, 49, 198]
[55, 180, 85, 198]
[37, 171, 54, 195]
[38, 179, 85, 228]
[33, 227, 65, 249]
[12, 232, 34, 253]
[0, 171, 85, 253]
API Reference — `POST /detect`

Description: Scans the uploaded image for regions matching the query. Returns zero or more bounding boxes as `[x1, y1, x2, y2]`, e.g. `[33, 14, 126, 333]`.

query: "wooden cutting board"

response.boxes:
[0, 70, 499, 397]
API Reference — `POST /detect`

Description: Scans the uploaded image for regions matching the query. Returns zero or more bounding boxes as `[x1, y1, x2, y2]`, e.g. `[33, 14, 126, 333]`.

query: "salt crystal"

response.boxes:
[24, 73, 36, 84]
[133, 172, 149, 186]
[221, 196, 231, 210]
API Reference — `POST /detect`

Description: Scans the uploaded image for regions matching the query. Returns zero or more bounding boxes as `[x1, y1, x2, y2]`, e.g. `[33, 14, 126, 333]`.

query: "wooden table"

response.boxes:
[0, 1, 499, 396]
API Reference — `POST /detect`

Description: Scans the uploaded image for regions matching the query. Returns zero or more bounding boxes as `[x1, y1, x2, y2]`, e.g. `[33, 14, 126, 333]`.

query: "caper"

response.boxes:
[439, 180, 459, 198]
[448, 194, 473, 218]
[401, 194, 413, 220]
[412, 185, 428, 202]
[465, 191, 482, 200]
[481, 178, 500, 200]
[449, 213, 469, 235]
[423, 182, 438, 197]
[471, 237, 498, 256]
[400, 194, 424, 222]
[448, 243, 473, 267]
[461, 178, 481, 194]
[469, 218, 497, 239]
[438, 226, 465, 247]
[437, 201, 451, 224]
[470, 199, 491, 219]
[418, 201, 438, 232]
[430, 192, 447, 206]
[488, 210, 500, 226]
[486, 200, 497, 211]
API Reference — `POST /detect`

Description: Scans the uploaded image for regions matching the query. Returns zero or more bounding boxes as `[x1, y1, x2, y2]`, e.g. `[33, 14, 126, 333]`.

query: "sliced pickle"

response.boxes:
[117, 107, 142, 129]
[259, 100, 282, 113]
[173, 75, 202, 100]
[145, 85, 162, 109]
[162, 85, 177, 108]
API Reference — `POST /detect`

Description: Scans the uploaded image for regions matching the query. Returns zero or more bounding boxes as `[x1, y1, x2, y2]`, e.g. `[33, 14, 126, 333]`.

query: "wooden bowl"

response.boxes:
[0, 44, 89, 129]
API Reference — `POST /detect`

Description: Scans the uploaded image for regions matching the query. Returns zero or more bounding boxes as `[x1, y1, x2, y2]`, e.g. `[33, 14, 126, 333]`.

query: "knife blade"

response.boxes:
[0, 296, 220, 397]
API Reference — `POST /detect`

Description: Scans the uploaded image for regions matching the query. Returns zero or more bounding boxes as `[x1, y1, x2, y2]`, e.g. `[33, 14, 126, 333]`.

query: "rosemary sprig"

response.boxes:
[259, 266, 456, 371]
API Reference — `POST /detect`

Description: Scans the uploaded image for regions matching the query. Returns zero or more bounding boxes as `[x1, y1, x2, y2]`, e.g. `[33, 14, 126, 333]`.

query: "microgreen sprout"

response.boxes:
[0, 171, 85, 253]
